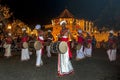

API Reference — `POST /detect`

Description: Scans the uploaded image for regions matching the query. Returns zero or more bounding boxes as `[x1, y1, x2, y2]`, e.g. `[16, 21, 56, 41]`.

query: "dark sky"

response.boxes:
[0, 0, 117, 26]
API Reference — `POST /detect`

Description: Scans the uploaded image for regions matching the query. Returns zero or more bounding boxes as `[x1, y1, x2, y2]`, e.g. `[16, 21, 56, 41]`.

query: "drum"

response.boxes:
[23, 42, 28, 49]
[3, 42, 9, 48]
[50, 41, 68, 54]
[34, 41, 42, 50]
[87, 43, 91, 48]
[112, 43, 117, 49]
[76, 43, 82, 50]
[59, 41, 68, 54]
[84, 42, 91, 48]
[44, 42, 51, 46]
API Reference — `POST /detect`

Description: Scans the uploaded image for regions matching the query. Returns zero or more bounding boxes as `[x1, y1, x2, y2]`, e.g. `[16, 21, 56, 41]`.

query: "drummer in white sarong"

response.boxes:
[35, 24, 44, 67]
[57, 20, 74, 77]
[84, 32, 92, 57]
[107, 30, 117, 62]
[46, 30, 54, 58]
[76, 29, 85, 61]
[4, 33, 12, 58]
[21, 28, 30, 61]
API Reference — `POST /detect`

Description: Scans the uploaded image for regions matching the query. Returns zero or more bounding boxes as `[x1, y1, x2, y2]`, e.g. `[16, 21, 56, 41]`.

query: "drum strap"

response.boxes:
[67, 41, 72, 58]
[60, 38, 68, 42]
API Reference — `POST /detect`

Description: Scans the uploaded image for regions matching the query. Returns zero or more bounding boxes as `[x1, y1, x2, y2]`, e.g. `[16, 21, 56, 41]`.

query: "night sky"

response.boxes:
[1, 0, 120, 27]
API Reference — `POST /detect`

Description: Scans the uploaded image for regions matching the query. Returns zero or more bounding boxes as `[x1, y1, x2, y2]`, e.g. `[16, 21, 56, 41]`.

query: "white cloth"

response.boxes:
[84, 44, 92, 57]
[35, 24, 41, 29]
[76, 45, 85, 60]
[107, 49, 116, 61]
[60, 20, 66, 26]
[46, 45, 51, 57]
[36, 49, 43, 66]
[21, 48, 30, 61]
[4, 44, 12, 57]
[39, 36, 44, 40]
[58, 47, 74, 75]
[78, 30, 82, 33]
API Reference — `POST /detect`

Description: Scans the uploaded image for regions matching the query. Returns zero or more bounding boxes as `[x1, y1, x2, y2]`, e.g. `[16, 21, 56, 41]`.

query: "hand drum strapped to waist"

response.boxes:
[76, 43, 82, 50]
[84, 42, 91, 48]
[3, 42, 9, 48]
[50, 41, 68, 54]
[34, 41, 42, 50]
[23, 42, 28, 49]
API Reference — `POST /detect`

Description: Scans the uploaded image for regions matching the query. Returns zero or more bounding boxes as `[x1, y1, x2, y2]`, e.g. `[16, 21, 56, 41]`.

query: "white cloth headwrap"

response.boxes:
[8, 33, 11, 36]
[35, 24, 41, 29]
[22, 28, 26, 31]
[78, 30, 82, 33]
[48, 30, 51, 32]
[109, 30, 114, 34]
[60, 20, 66, 26]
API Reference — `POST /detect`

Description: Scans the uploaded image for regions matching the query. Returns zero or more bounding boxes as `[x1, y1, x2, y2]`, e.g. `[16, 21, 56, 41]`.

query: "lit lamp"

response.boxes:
[7, 24, 11, 29]
[7, 24, 12, 34]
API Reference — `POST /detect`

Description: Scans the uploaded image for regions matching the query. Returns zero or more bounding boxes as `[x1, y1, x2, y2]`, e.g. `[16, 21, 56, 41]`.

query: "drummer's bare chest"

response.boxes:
[60, 30, 69, 36]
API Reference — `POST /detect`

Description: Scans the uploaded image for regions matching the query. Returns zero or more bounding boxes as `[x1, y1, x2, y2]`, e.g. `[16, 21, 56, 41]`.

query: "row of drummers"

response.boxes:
[75, 30, 93, 60]
[2, 25, 117, 61]
[3, 29, 93, 52]
[76, 30, 118, 62]
[76, 30, 118, 61]
[2, 24, 67, 57]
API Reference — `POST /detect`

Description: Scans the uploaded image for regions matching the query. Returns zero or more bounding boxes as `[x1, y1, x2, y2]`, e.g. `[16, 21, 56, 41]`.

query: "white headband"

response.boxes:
[35, 24, 41, 29]
[22, 28, 26, 31]
[109, 30, 114, 33]
[60, 20, 66, 26]
[8, 33, 11, 36]
[78, 30, 82, 33]
[48, 30, 51, 32]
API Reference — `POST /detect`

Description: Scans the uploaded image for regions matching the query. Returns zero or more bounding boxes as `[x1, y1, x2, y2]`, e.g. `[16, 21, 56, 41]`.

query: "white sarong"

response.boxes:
[4, 44, 12, 58]
[21, 48, 30, 61]
[58, 47, 74, 76]
[84, 44, 92, 57]
[46, 45, 51, 57]
[76, 45, 85, 60]
[36, 49, 43, 66]
[107, 49, 116, 61]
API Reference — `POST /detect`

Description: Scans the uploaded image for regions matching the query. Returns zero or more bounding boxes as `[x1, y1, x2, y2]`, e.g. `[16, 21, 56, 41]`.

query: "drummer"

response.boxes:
[35, 24, 44, 67]
[46, 30, 54, 58]
[21, 27, 30, 61]
[4, 33, 12, 58]
[57, 20, 74, 76]
[84, 32, 92, 57]
[107, 30, 117, 62]
[76, 29, 85, 61]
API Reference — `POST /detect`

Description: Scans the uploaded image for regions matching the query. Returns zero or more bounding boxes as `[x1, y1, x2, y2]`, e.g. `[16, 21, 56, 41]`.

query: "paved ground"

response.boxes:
[0, 48, 120, 80]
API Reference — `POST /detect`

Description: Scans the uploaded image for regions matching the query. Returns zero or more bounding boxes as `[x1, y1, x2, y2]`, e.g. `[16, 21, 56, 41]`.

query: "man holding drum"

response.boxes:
[57, 20, 74, 76]
[76, 29, 85, 61]
[46, 30, 54, 58]
[4, 33, 12, 58]
[21, 28, 30, 61]
[107, 30, 117, 62]
[84, 32, 92, 57]
[35, 24, 44, 67]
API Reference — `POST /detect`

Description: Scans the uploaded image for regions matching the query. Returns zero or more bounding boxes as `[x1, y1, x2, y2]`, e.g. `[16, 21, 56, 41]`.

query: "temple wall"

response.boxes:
[45, 18, 118, 42]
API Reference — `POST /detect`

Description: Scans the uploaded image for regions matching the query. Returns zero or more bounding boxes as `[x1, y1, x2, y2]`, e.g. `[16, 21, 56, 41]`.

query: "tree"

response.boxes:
[0, 5, 12, 34]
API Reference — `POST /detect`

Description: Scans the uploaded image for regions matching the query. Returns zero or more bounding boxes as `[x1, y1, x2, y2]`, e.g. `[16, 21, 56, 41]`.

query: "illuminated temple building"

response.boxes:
[45, 9, 95, 41]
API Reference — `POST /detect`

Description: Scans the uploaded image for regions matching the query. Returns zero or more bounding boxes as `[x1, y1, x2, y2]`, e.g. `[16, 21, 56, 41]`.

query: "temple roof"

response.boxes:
[57, 9, 74, 18]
